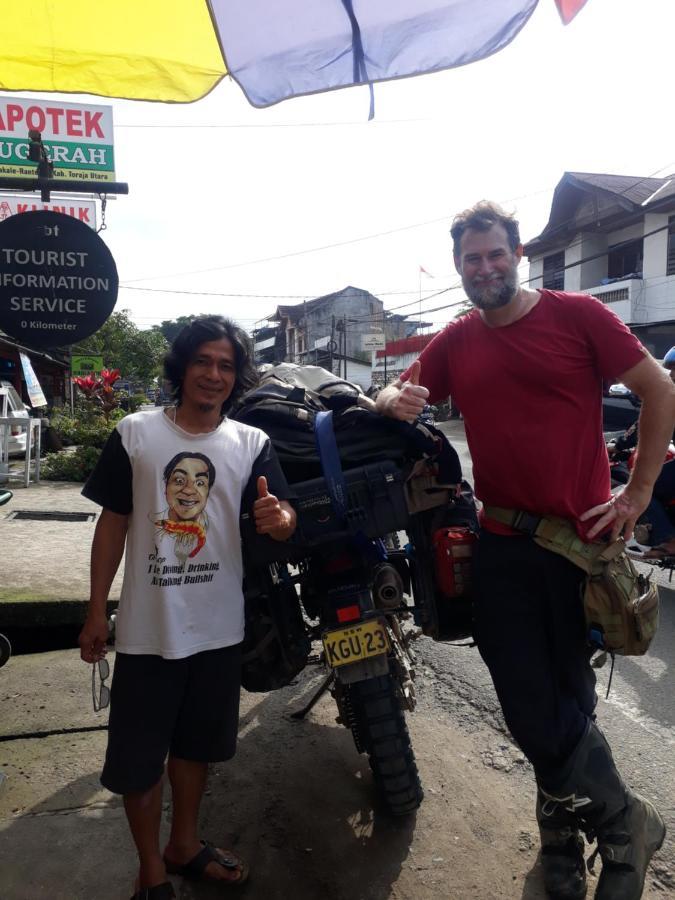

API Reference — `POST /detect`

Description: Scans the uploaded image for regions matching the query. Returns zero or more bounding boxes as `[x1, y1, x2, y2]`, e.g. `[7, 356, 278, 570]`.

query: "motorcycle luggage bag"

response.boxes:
[241, 460, 409, 566]
[241, 577, 311, 692]
[295, 460, 408, 544]
[232, 365, 462, 486]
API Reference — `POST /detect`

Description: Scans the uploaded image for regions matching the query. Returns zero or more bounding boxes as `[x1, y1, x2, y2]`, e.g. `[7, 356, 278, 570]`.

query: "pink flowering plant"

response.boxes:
[72, 368, 121, 419]
[45, 368, 127, 481]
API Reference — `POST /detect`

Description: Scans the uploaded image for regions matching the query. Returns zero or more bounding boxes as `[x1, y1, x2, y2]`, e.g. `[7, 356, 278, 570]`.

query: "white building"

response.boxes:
[524, 172, 675, 356]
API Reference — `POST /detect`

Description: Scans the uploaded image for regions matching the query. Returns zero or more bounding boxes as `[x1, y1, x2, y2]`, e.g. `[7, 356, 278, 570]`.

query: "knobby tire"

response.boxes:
[348, 673, 423, 816]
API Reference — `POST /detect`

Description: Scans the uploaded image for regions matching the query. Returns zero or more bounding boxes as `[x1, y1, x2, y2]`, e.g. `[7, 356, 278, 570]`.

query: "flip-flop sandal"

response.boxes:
[130, 883, 175, 900]
[165, 840, 249, 886]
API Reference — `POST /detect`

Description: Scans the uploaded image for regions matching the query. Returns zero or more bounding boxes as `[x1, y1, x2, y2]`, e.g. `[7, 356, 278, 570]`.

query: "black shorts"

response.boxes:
[101, 643, 242, 795]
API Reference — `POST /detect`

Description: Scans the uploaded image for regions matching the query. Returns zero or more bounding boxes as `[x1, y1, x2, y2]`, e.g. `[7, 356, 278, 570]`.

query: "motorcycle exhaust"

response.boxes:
[373, 564, 405, 609]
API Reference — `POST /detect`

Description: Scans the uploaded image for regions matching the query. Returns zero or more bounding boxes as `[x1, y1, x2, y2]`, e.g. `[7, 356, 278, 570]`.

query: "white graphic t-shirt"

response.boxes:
[83, 408, 290, 659]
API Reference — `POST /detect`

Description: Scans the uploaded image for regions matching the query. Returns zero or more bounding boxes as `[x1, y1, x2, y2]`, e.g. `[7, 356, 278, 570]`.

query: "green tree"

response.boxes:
[71, 309, 168, 384]
[152, 314, 208, 345]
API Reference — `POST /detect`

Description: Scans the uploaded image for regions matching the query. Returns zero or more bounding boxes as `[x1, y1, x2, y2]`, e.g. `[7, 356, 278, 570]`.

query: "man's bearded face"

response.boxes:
[456, 224, 520, 311]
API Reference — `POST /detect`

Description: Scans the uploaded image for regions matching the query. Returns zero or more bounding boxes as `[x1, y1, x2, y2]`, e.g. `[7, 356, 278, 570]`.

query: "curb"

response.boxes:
[0, 598, 118, 628]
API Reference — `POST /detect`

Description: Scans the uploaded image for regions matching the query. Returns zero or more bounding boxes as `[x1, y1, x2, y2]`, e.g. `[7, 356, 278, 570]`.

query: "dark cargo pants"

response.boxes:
[472, 531, 596, 783]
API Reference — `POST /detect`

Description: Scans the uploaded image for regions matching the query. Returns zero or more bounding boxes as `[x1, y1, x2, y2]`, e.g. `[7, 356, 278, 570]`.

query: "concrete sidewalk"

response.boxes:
[0, 481, 122, 628]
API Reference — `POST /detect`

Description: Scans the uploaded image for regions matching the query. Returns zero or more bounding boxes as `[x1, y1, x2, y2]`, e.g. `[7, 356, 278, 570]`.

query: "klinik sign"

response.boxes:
[0, 210, 118, 349]
[0, 97, 115, 182]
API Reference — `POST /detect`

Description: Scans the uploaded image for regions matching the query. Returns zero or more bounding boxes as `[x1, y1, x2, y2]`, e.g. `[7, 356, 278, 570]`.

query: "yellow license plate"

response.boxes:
[322, 619, 390, 668]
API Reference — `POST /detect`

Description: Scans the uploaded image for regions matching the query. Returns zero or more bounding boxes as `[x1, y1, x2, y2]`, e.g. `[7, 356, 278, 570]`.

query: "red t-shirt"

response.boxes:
[403, 291, 645, 537]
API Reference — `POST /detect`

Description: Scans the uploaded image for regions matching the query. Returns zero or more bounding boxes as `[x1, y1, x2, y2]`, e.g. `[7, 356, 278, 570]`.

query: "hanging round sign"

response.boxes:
[0, 209, 118, 349]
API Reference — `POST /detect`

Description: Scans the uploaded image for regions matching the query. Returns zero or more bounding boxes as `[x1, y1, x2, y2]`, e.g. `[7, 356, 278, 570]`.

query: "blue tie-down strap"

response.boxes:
[314, 410, 348, 523]
[314, 410, 386, 561]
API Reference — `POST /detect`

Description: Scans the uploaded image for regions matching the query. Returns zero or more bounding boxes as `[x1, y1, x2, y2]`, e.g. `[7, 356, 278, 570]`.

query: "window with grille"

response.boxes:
[668, 216, 675, 276]
[543, 251, 565, 290]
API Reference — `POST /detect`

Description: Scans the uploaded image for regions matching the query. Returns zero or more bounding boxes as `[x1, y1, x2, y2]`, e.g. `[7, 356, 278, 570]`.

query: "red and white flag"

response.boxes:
[419, 265, 434, 278]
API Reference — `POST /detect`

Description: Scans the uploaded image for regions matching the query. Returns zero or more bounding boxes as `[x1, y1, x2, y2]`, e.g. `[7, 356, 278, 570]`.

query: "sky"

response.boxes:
[5, 0, 673, 337]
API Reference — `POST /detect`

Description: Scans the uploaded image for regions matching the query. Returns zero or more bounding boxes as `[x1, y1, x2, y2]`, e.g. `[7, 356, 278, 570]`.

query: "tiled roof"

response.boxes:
[566, 171, 667, 206]
[524, 171, 675, 254]
[271, 285, 379, 321]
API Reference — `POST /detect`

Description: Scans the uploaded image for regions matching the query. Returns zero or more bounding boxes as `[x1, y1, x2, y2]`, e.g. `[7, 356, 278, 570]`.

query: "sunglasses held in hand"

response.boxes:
[92, 657, 110, 712]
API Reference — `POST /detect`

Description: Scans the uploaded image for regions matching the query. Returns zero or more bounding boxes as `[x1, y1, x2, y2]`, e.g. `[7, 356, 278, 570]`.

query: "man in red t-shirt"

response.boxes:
[377, 201, 675, 900]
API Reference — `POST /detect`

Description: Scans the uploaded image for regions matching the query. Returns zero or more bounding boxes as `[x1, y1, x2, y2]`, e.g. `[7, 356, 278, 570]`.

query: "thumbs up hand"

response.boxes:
[253, 474, 297, 540]
[389, 359, 429, 423]
[257, 475, 269, 499]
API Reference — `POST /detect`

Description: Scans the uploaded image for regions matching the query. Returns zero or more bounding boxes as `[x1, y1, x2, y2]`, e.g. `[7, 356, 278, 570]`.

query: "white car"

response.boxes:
[0, 380, 31, 456]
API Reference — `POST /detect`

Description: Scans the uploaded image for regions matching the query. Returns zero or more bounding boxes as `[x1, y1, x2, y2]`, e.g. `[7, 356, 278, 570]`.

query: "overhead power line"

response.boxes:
[122, 186, 556, 286]
[119, 285, 441, 300]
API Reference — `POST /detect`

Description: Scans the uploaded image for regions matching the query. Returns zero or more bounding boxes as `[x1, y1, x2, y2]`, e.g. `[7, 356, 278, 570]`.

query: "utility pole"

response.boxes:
[343, 314, 347, 380]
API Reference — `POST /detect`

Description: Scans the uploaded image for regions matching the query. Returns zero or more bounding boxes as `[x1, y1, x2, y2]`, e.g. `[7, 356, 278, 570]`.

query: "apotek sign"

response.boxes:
[0, 194, 96, 229]
[0, 97, 115, 182]
[0, 210, 118, 349]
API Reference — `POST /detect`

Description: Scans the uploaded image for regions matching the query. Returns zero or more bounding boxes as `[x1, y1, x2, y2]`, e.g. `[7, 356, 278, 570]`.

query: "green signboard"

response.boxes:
[0, 97, 115, 182]
[71, 355, 104, 378]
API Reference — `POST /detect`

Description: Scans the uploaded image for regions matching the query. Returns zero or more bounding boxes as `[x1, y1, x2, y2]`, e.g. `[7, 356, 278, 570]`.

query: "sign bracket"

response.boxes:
[0, 176, 128, 202]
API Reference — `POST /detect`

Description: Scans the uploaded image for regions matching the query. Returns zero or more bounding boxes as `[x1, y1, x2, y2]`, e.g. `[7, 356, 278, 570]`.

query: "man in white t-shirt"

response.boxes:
[79, 316, 296, 899]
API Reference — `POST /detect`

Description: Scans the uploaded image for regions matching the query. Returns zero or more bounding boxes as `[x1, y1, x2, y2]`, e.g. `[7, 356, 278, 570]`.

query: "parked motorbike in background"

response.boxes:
[607, 431, 675, 568]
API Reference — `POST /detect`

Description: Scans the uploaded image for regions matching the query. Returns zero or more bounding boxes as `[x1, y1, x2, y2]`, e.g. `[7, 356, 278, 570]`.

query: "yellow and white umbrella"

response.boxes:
[0, 1, 589, 106]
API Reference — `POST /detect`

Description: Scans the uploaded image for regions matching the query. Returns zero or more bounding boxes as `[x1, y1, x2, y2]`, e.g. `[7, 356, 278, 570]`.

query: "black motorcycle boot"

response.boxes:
[540, 721, 665, 900]
[589, 790, 665, 900]
[536, 792, 587, 899]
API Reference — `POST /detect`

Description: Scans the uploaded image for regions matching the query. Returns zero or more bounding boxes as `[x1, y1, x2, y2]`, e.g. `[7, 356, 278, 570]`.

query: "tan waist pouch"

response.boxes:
[484, 508, 659, 656]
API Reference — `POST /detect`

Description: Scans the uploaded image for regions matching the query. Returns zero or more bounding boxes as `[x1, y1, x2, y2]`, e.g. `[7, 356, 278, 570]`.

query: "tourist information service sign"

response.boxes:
[0, 96, 115, 182]
[0, 210, 118, 349]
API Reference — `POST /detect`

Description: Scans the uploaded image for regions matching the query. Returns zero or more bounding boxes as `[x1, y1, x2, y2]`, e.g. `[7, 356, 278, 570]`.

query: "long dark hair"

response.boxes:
[163, 316, 258, 414]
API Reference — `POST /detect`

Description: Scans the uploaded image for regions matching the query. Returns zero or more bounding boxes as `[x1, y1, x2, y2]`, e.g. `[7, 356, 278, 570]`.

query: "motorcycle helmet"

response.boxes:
[663, 346, 675, 369]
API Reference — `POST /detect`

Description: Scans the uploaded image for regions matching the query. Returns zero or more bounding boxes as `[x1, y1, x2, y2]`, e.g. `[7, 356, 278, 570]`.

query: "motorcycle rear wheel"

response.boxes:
[347, 673, 424, 816]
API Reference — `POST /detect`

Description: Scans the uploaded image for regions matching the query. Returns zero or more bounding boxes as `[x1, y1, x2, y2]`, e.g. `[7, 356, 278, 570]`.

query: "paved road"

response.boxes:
[431, 420, 675, 892]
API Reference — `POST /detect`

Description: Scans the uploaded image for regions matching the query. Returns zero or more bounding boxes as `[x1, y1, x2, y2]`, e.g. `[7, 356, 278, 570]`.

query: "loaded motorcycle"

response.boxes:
[235, 366, 476, 816]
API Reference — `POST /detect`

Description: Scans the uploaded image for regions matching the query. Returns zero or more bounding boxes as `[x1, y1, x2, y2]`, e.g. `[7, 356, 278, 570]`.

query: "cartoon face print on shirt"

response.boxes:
[166, 456, 210, 521]
[153, 451, 216, 562]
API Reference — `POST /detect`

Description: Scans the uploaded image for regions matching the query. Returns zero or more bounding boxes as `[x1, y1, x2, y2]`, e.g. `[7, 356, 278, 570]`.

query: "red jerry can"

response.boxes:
[432, 527, 477, 598]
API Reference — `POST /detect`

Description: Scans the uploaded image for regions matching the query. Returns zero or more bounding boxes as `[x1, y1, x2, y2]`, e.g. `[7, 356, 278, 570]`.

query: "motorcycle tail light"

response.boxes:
[325, 553, 354, 574]
[337, 604, 361, 624]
